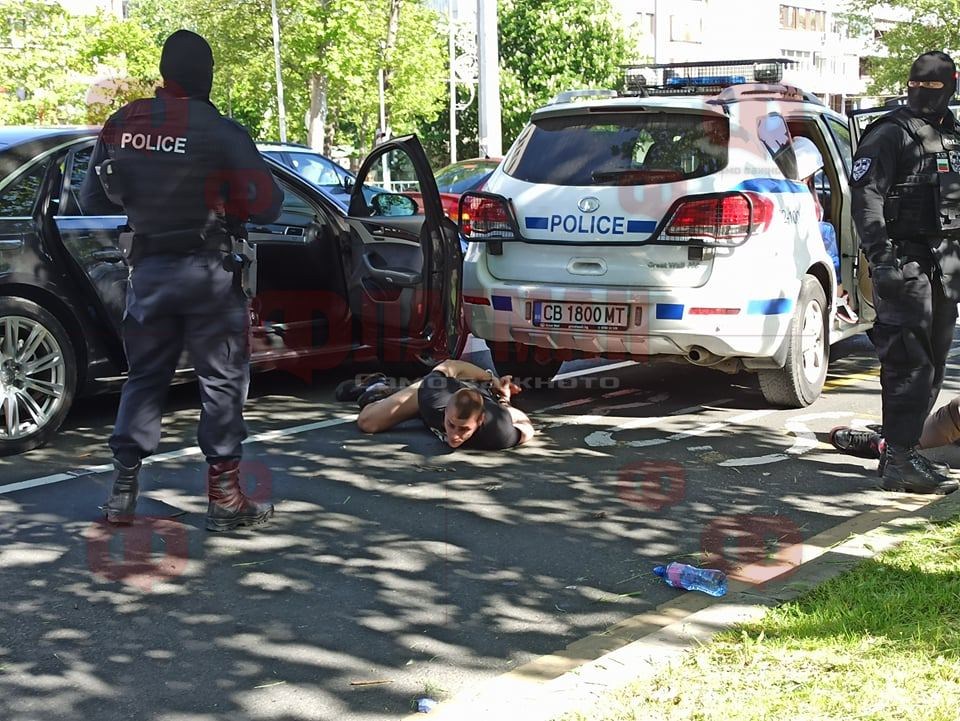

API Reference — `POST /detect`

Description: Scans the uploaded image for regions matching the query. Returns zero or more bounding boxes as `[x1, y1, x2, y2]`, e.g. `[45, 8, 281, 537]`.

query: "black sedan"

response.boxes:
[0, 127, 464, 455]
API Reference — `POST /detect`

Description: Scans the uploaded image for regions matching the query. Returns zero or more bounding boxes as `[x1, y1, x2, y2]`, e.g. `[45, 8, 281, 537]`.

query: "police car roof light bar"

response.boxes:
[709, 83, 824, 107]
[621, 58, 796, 97]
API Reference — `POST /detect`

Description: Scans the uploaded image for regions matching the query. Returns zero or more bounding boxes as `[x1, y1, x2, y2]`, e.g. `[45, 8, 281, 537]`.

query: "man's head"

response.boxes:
[442, 388, 485, 447]
[907, 51, 957, 121]
[160, 30, 215, 100]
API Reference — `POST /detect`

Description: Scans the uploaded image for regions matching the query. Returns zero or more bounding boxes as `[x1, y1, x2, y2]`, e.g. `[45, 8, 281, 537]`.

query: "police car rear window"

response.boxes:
[502, 113, 729, 186]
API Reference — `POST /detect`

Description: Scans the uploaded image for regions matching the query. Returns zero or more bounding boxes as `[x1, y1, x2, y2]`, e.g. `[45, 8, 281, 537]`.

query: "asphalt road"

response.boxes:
[2, 333, 959, 721]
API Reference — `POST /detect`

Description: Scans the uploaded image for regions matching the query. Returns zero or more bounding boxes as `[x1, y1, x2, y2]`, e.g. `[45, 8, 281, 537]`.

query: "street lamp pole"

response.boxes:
[477, 0, 502, 157]
[270, 0, 287, 142]
[448, 0, 457, 164]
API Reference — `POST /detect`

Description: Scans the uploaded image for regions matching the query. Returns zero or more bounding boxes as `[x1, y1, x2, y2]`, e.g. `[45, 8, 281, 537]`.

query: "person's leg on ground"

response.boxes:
[104, 312, 184, 523]
[920, 396, 960, 449]
[873, 263, 957, 494]
[183, 255, 272, 531]
[925, 276, 958, 416]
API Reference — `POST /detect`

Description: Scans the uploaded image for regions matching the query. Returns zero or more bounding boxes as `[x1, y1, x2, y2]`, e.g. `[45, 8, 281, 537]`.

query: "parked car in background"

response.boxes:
[257, 142, 357, 210]
[407, 157, 500, 220]
[0, 129, 463, 455]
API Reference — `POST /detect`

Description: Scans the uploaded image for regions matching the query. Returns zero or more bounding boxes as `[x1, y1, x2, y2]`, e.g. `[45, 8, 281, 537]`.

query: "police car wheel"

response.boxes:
[490, 342, 563, 385]
[757, 276, 829, 409]
[0, 297, 78, 456]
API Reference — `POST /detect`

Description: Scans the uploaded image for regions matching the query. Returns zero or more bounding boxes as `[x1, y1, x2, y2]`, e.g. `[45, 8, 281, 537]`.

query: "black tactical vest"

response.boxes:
[878, 112, 960, 241]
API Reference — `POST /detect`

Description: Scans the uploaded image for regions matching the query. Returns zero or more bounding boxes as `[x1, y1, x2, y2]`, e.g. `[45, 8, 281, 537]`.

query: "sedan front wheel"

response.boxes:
[0, 297, 78, 456]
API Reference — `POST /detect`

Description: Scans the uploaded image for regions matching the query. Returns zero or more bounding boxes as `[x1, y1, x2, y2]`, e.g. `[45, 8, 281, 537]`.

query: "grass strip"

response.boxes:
[556, 515, 960, 721]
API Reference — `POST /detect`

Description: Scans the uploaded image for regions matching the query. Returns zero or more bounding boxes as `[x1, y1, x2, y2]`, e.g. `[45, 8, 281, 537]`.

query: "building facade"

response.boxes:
[609, 0, 903, 112]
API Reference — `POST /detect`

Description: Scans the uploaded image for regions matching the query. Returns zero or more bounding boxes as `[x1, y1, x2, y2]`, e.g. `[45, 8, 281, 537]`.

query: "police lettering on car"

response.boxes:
[848, 50, 960, 495]
[80, 29, 285, 530]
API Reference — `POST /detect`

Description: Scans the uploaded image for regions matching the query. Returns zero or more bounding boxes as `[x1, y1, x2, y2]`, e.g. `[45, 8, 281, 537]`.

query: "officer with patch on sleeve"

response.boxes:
[79, 30, 284, 530]
[851, 51, 960, 495]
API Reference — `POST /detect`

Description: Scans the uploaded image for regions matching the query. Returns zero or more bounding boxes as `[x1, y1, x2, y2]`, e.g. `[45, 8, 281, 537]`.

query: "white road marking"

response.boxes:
[625, 409, 776, 448]
[552, 360, 636, 381]
[582, 398, 737, 448]
[719, 411, 853, 468]
[0, 360, 641, 497]
[0, 414, 358, 496]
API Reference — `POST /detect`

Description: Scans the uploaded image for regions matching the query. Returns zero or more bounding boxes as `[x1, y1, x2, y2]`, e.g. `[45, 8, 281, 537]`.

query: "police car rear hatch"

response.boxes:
[485, 107, 740, 288]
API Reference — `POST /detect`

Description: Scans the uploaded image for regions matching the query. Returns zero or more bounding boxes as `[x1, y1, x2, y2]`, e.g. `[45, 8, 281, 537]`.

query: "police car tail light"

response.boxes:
[461, 196, 510, 237]
[665, 192, 773, 241]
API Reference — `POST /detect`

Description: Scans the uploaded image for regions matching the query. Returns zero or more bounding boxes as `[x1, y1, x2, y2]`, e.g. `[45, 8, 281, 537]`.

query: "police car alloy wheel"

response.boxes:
[0, 297, 78, 456]
[757, 276, 829, 408]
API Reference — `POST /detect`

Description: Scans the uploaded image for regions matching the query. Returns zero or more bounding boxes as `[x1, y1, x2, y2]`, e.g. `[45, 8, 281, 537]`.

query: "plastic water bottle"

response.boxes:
[653, 562, 728, 597]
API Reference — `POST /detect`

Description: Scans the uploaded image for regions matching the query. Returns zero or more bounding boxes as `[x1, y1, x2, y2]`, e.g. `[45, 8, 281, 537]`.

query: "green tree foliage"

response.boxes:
[0, 0, 161, 124]
[844, 0, 960, 94]
[2, 0, 447, 163]
[420, 0, 639, 166]
[498, 0, 639, 145]
[128, 0, 447, 160]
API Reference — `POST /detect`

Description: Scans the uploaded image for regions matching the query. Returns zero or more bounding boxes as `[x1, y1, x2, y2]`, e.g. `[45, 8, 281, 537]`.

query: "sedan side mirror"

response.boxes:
[371, 192, 418, 217]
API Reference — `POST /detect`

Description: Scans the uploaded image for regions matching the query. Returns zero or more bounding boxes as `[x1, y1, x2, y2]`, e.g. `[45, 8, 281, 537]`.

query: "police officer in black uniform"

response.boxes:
[851, 51, 960, 495]
[80, 30, 284, 529]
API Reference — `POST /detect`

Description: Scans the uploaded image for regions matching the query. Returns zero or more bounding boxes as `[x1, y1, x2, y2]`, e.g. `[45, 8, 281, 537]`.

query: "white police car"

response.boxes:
[460, 59, 874, 407]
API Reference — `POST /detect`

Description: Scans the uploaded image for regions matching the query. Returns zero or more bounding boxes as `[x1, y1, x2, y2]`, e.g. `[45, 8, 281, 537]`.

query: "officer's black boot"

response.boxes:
[102, 459, 141, 524]
[879, 444, 958, 495]
[206, 460, 274, 532]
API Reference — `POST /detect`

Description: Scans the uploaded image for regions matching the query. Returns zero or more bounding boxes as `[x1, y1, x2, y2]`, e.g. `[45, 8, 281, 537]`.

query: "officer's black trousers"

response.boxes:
[109, 252, 250, 466]
[870, 258, 958, 448]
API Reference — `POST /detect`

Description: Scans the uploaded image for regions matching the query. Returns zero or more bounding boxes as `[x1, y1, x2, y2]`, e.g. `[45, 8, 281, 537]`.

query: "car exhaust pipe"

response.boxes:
[686, 346, 724, 366]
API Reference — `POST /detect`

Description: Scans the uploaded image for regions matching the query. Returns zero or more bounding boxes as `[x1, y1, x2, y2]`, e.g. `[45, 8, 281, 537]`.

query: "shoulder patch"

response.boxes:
[852, 157, 873, 182]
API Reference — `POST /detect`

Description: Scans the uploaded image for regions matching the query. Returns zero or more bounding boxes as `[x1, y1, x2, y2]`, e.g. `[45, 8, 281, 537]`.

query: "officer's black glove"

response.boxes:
[870, 262, 904, 301]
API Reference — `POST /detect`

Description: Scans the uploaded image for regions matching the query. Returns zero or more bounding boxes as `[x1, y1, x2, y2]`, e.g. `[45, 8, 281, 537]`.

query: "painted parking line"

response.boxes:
[0, 361, 641, 497]
[0, 414, 358, 496]
[552, 360, 636, 381]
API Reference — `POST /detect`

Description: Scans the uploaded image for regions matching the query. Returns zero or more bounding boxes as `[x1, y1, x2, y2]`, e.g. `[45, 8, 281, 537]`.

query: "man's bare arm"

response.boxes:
[433, 359, 496, 383]
[506, 405, 535, 445]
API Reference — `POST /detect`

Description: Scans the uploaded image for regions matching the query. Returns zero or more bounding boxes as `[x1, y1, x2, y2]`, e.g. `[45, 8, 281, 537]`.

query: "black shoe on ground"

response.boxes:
[879, 445, 958, 495]
[206, 461, 274, 532]
[335, 373, 387, 402]
[830, 424, 884, 459]
[358, 383, 395, 409]
[102, 459, 141, 524]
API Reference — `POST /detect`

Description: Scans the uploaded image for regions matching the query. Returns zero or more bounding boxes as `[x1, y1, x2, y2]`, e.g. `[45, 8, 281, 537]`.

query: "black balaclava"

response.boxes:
[907, 51, 957, 121]
[159, 30, 214, 100]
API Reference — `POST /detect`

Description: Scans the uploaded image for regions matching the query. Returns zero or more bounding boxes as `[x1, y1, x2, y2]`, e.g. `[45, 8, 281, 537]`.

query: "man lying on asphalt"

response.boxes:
[338, 360, 535, 449]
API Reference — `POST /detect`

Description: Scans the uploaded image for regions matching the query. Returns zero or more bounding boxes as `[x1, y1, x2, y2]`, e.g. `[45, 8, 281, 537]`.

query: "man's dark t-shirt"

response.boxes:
[417, 371, 521, 449]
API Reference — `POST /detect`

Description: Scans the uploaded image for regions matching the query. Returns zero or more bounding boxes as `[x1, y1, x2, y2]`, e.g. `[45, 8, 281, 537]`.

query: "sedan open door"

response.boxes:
[344, 135, 465, 366]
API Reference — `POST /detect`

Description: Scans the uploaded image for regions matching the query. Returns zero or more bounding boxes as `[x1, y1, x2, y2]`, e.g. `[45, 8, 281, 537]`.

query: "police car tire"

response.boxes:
[0, 297, 78, 456]
[490, 342, 563, 384]
[757, 276, 828, 409]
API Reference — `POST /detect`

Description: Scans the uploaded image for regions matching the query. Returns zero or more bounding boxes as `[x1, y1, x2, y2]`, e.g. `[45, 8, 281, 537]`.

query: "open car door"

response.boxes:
[847, 106, 895, 322]
[344, 135, 465, 366]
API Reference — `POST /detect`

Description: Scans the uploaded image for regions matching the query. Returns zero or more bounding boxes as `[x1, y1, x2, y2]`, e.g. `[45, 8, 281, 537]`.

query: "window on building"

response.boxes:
[780, 5, 825, 32]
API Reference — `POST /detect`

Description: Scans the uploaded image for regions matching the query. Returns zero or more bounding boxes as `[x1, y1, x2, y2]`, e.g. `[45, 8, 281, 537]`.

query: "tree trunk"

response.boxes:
[308, 74, 328, 153]
[382, 0, 402, 137]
